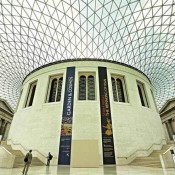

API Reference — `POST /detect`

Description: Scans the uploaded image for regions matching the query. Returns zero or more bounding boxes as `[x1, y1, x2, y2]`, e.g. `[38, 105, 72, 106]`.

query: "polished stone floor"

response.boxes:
[0, 165, 175, 175]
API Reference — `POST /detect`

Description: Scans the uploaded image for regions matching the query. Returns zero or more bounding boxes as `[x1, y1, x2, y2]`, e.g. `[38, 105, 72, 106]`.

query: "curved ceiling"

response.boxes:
[0, 0, 175, 110]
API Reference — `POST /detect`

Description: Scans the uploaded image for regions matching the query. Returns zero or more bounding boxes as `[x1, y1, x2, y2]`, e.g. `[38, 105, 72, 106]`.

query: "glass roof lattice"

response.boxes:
[0, 0, 175, 110]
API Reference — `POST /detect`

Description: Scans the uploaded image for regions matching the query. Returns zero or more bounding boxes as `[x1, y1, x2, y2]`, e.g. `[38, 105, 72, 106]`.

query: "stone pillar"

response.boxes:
[0, 118, 2, 142]
[166, 120, 174, 140]
[0, 118, 2, 133]
[3, 122, 11, 140]
[0, 120, 7, 139]
[171, 118, 175, 133]
[163, 122, 171, 140]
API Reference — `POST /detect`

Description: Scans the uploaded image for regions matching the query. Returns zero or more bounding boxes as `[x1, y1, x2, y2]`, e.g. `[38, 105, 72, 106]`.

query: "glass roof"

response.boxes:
[0, 0, 175, 110]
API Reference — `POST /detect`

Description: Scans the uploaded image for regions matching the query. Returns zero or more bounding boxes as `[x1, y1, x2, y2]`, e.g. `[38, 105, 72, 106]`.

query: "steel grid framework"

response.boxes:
[0, 0, 175, 109]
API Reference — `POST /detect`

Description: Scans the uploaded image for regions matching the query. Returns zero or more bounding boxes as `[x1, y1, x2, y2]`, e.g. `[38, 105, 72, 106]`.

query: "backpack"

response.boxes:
[49, 155, 53, 160]
[24, 154, 28, 162]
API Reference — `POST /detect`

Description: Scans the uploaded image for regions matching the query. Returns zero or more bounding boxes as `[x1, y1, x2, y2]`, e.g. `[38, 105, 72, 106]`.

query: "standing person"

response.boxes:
[46, 152, 53, 166]
[22, 150, 32, 175]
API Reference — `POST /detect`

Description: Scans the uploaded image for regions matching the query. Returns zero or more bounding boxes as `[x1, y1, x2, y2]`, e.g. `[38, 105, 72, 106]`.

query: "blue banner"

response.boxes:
[58, 67, 75, 165]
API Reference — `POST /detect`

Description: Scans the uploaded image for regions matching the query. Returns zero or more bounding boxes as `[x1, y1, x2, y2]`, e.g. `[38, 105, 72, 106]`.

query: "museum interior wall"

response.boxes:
[8, 60, 166, 165]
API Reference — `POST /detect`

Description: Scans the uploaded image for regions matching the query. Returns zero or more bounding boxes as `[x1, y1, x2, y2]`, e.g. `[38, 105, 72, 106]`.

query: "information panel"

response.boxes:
[58, 67, 75, 165]
[98, 67, 116, 164]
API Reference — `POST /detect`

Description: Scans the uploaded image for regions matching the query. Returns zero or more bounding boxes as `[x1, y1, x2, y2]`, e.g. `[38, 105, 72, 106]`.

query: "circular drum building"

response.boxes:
[8, 60, 166, 166]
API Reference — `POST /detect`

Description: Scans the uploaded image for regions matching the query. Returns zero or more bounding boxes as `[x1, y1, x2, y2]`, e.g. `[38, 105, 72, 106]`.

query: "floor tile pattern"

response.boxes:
[0, 165, 175, 175]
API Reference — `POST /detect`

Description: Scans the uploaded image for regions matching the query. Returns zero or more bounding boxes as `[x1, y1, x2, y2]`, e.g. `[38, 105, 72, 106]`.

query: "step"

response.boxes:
[130, 163, 162, 167]
[14, 162, 45, 168]
[1, 142, 45, 168]
[131, 157, 162, 161]
[14, 160, 45, 166]
[13, 157, 45, 167]
[129, 143, 175, 168]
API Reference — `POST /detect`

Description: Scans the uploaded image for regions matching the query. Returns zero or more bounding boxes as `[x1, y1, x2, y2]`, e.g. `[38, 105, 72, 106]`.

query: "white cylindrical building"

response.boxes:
[8, 60, 166, 166]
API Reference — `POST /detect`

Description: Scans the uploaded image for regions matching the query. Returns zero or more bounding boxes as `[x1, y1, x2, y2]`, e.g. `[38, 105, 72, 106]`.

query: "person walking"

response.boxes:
[46, 152, 53, 166]
[22, 150, 32, 175]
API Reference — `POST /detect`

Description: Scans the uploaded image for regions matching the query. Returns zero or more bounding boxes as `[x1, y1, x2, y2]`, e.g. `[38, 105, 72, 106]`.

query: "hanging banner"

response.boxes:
[98, 67, 116, 164]
[58, 67, 75, 165]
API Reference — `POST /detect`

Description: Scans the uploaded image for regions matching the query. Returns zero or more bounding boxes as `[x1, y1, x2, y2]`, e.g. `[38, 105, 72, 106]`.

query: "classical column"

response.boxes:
[171, 118, 175, 134]
[163, 122, 170, 140]
[0, 120, 7, 139]
[3, 122, 10, 140]
[165, 120, 174, 140]
[0, 118, 2, 134]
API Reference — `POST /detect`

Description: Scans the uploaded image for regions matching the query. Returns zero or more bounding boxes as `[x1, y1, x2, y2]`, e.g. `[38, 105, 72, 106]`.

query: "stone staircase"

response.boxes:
[129, 142, 175, 168]
[1, 141, 45, 168]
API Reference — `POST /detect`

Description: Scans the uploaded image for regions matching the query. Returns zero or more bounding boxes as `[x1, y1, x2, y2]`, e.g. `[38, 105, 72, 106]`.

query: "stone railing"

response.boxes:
[0, 146, 15, 168]
[7, 139, 57, 165]
[117, 139, 167, 165]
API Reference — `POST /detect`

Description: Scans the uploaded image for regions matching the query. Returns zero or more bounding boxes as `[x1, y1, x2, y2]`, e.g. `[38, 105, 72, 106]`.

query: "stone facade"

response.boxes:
[160, 98, 175, 140]
[8, 60, 166, 165]
[0, 99, 13, 141]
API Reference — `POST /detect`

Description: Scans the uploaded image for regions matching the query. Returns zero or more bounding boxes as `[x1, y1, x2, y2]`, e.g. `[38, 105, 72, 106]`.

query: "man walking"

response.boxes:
[22, 150, 32, 175]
